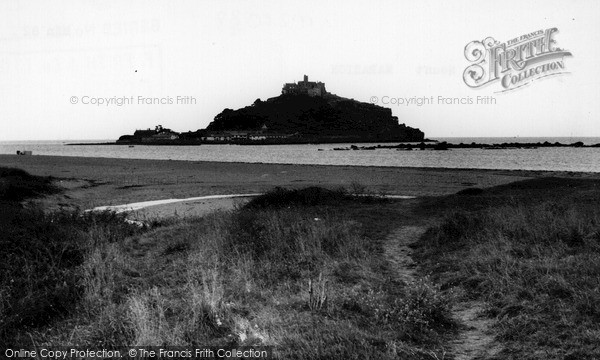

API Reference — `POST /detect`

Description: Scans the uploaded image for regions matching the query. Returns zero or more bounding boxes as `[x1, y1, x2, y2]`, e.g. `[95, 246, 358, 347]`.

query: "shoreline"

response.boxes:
[65, 139, 438, 146]
[65, 139, 600, 149]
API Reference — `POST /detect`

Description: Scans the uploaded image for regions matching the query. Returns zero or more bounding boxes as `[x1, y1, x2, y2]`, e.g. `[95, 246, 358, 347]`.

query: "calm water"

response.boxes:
[1, 137, 599, 173]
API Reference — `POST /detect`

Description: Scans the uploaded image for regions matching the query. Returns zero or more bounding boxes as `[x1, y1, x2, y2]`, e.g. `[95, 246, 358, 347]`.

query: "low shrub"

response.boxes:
[0, 166, 59, 201]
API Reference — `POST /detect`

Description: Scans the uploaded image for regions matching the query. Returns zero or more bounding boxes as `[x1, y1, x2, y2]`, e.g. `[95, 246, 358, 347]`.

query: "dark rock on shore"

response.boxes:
[334, 141, 600, 151]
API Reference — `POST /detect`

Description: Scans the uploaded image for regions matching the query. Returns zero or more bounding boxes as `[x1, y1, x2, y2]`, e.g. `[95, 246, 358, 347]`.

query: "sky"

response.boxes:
[1, 0, 599, 140]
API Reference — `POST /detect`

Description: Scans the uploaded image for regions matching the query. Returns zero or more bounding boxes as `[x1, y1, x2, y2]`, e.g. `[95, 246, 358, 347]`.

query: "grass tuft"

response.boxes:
[243, 186, 350, 209]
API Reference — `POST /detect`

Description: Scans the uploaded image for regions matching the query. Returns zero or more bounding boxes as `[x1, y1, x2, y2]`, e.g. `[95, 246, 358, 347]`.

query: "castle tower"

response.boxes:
[303, 74, 308, 83]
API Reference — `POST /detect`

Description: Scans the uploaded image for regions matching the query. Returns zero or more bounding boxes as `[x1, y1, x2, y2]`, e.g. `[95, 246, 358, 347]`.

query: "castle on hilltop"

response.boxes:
[282, 75, 327, 97]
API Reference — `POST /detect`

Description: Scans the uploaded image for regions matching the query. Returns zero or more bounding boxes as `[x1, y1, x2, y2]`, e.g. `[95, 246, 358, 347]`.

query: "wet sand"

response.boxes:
[2, 154, 594, 216]
[124, 197, 256, 221]
[90, 194, 261, 221]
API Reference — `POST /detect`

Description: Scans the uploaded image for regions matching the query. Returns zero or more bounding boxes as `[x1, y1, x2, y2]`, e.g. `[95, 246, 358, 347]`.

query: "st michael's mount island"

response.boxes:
[115, 75, 425, 145]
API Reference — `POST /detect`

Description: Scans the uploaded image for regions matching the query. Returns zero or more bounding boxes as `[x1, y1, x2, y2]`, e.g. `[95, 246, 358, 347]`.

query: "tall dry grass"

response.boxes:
[4, 184, 455, 359]
[415, 193, 600, 359]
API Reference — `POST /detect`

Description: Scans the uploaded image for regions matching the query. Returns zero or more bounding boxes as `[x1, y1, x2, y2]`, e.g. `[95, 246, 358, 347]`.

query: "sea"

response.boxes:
[1, 137, 599, 173]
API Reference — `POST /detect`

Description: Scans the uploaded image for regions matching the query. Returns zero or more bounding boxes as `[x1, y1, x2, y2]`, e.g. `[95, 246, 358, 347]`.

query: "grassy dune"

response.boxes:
[414, 178, 600, 359]
[79, 190, 454, 358]
[1, 172, 454, 359]
[0, 168, 140, 346]
[3, 166, 599, 359]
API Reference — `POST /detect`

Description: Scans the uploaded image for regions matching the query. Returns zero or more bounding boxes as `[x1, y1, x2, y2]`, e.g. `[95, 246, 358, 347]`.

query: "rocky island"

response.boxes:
[115, 75, 425, 145]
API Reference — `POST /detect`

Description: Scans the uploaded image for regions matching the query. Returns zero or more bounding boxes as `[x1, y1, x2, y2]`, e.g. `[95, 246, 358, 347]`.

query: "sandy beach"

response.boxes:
[2, 154, 597, 219]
